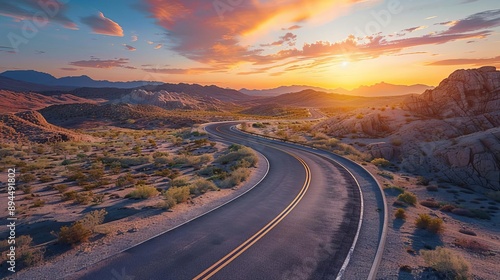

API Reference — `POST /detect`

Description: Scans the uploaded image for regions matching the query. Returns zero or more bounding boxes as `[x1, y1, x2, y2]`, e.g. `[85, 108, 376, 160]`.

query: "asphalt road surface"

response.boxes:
[76, 122, 361, 280]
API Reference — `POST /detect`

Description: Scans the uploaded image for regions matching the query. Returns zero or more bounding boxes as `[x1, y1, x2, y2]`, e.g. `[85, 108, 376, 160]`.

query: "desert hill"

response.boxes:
[0, 90, 99, 114]
[0, 111, 94, 143]
[255, 89, 408, 108]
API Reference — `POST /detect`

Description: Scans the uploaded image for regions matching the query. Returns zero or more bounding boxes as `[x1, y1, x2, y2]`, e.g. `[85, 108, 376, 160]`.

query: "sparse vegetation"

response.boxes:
[397, 191, 417, 206]
[371, 158, 391, 167]
[421, 247, 470, 280]
[415, 213, 444, 234]
[126, 185, 159, 199]
[394, 208, 406, 219]
[57, 209, 107, 245]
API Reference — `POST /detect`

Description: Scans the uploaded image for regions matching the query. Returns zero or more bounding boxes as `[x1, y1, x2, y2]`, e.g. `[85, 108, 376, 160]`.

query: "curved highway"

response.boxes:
[76, 122, 363, 280]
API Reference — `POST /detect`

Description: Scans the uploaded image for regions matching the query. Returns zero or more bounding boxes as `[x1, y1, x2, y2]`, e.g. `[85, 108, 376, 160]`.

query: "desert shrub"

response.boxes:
[154, 156, 171, 166]
[384, 185, 404, 194]
[116, 173, 136, 188]
[189, 179, 219, 195]
[378, 171, 394, 180]
[216, 145, 258, 169]
[19, 173, 36, 183]
[164, 186, 190, 204]
[20, 185, 32, 194]
[40, 175, 54, 183]
[416, 176, 430, 186]
[53, 184, 69, 193]
[62, 190, 78, 201]
[371, 158, 391, 167]
[2, 235, 44, 268]
[32, 199, 45, 208]
[126, 185, 159, 199]
[252, 122, 266, 128]
[421, 247, 470, 280]
[58, 209, 107, 245]
[61, 159, 72, 166]
[198, 166, 224, 177]
[395, 208, 406, 219]
[454, 238, 489, 253]
[218, 168, 251, 189]
[415, 214, 444, 233]
[398, 192, 417, 206]
[75, 192, 94, 205]
[420, 199, 441, 209]
[171, 177, 190, 187]
[440, 204, 456, 212]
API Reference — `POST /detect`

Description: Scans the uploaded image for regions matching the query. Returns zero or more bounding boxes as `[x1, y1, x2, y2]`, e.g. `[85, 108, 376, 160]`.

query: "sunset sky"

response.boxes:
[0, 0, 499, 89]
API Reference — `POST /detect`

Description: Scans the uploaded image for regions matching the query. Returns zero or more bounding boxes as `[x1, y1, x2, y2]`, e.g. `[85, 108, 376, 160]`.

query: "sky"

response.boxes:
[0, 0, 499, 90]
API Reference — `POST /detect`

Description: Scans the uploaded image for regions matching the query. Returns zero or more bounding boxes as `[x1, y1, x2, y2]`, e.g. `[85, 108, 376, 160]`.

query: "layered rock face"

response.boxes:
[400, 67, 500, 190]
[404, 66, 500, 121]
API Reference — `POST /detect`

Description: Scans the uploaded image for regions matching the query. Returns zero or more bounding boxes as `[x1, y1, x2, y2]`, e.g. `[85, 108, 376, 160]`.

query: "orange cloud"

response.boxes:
[69, 57, 130, 68]
[81, 12, 124, 36]
[427, 56, 500, 66]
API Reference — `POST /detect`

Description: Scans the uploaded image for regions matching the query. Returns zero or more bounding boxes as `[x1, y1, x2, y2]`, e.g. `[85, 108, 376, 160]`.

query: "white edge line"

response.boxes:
[66, 125, 270, 277]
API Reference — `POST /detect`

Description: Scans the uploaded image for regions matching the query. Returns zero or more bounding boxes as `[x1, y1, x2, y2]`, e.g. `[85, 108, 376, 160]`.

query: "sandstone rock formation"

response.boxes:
[404, 66, 500, 120]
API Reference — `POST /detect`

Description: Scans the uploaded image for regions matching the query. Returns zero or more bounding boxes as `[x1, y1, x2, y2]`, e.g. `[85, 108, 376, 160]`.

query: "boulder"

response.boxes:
[367, 142, 394, 160]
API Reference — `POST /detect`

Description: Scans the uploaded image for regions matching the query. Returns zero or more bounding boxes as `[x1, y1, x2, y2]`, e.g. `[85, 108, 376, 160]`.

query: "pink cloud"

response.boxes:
[69, 57, 130, 69]
[123, 44, 136, 51]
[81, 12, 123, 36]
[0, 0, 77, 29]
[427, 56, 500, 66]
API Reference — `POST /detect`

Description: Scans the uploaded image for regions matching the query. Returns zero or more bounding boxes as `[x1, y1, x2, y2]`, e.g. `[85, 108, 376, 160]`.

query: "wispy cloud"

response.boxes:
[69, 57, 131, 68]
[131, 35, 138, 42]
[0, 0, 77, 29]
[142, 67, 214, 75]
[123, 44, 136, 51]
[81, 12, 123, 36]
[427, 56, 500, 66]
[60, 67, 80, 71]
[442, 9, 500, 34]
[261, 32, 297, 47]
[154, 44, 163, 49]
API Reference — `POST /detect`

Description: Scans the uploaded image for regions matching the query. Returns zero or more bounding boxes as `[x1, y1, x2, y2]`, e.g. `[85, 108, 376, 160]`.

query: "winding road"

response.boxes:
[76, 122, 371, 280]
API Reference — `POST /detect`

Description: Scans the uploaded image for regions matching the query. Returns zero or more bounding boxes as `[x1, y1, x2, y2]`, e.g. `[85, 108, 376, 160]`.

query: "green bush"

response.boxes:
[53, 184, 69, 193]
[415, 213, 444, 233]
[189, 179, 219, 195]
[421, 247, 470, 280]
[218, 168, 250, 188]
[126, 185, 159, 199]
[164, 186, 190, 204]
[397, 192, 417, 206]
[395, 208, 406, 219]
[58, 209, 107, 245]
[371, 158, 391, 167]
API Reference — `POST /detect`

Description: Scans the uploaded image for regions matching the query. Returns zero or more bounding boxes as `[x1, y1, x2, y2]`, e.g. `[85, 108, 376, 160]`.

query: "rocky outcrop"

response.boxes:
[113, 89, 223, 111]
[367, 142, 394, 160]
[404, 66, 500, 119]
[314, 112, 392, 137]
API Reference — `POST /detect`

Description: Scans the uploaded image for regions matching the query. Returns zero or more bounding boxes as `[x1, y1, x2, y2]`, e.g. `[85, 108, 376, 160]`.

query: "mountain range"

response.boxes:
[240, 82, 433, 97]
[0, 70, 162, 89]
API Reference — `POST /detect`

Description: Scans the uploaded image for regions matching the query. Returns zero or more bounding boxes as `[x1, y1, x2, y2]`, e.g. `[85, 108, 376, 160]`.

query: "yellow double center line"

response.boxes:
[194, 128, 312, 279]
